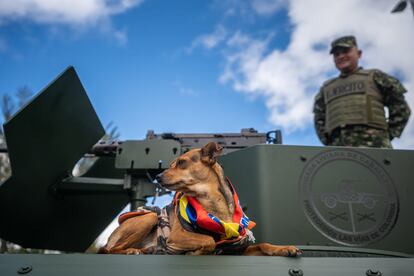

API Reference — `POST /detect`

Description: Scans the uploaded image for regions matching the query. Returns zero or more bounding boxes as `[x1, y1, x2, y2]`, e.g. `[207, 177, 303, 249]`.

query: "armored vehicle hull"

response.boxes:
[1, 252, 414, 276]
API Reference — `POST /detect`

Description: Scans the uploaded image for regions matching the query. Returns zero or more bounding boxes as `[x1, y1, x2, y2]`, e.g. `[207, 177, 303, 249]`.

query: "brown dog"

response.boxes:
[100, 142, 301, 256]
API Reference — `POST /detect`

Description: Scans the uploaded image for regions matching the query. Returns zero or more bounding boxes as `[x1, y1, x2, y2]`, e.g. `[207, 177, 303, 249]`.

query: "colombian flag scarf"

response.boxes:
[176, 177, 255, 240]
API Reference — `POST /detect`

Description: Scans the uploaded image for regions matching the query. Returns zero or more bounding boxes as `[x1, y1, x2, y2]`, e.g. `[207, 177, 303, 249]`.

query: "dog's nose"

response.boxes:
[155, 173, 163, 183]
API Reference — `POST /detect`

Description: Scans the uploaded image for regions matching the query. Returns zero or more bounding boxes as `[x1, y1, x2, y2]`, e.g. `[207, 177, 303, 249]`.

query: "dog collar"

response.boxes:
[175, 177, 255, 240]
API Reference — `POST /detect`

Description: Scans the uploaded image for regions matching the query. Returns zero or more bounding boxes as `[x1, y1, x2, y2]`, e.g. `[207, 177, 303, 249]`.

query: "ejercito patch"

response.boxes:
[325, 81, 365, 102]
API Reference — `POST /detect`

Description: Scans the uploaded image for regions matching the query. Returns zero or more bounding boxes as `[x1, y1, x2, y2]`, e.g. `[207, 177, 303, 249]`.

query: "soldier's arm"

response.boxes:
[374, 70, 411, 140]
[313, 91, 329, 145]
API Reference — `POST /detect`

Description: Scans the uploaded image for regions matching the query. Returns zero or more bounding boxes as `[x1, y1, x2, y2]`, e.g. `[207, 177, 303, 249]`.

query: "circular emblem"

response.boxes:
[299, 149, 399, 246]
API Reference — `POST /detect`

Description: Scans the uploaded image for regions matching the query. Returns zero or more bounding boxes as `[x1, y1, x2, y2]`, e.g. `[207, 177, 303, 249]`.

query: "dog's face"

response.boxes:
[158, 142, 223, 195]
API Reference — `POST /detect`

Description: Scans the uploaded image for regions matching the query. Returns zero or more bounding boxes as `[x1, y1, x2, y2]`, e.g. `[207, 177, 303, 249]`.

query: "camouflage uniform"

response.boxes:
[314, 68, 410, 148]
[313, 36, 411, 148]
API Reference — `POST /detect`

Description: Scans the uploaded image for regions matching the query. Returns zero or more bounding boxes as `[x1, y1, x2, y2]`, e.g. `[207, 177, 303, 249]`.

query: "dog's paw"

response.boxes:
[257, 243, 302, 257]
[276, 246, 302, 257]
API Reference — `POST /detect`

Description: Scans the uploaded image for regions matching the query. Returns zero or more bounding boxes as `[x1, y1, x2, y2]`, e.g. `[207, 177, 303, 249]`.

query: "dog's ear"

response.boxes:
[201, 142, 223, 165]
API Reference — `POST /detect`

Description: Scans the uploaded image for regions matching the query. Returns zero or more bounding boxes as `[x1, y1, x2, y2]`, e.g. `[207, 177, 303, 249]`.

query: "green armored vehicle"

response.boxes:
[0, 67, 413, 275]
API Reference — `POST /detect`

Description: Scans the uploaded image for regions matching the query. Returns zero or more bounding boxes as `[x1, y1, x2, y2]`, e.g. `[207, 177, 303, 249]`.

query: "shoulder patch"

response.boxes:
[373, 70, 407, 94]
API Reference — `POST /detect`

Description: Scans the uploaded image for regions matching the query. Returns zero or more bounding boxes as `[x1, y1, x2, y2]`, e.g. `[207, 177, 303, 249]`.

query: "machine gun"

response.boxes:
[89, 127, 282, 158]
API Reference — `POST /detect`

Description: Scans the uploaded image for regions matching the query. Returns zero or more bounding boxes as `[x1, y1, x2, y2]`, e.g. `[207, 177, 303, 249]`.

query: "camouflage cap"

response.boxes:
[330, 35, 357, 54]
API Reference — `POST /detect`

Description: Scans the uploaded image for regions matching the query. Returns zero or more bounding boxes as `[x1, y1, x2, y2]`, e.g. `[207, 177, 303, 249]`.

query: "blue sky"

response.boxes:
[1, 0, 414, 148]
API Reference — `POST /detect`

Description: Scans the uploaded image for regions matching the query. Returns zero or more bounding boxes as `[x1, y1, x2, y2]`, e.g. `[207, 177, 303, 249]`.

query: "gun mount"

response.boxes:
[0, 67, 413, 275]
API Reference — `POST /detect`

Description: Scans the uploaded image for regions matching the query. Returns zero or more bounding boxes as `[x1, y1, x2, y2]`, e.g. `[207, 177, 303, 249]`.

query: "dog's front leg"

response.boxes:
[100, 212, 158, 254]
[166, 213, 216, 255]
[167, 228, 216, 255]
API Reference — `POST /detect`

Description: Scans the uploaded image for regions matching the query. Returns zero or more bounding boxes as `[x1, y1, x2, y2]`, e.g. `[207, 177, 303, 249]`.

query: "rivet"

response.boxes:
[17, 265, 33, 274]
[288, 268, 304, 276]
[366, 269, 382, 276]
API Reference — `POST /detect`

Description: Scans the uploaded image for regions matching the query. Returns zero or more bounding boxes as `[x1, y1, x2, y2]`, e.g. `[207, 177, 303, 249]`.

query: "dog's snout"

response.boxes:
[155, 173, 163, 183]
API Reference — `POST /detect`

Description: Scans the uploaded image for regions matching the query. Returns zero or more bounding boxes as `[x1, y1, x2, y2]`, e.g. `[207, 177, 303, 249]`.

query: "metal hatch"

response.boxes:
[0, 66, 128, 252]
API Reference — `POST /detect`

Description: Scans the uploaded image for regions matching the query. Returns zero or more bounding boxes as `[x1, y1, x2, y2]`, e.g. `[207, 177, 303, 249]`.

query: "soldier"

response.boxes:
[313, 35, 411, 148]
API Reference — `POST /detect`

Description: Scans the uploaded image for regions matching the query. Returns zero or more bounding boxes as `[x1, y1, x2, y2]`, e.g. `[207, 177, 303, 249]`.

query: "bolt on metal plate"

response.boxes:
[288, 268, 304, 276]
[17, 265, 33, 274]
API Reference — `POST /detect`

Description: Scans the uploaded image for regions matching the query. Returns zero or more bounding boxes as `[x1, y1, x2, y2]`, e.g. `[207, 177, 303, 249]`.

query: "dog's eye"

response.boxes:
[176, 159, 187, 168]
